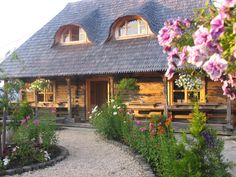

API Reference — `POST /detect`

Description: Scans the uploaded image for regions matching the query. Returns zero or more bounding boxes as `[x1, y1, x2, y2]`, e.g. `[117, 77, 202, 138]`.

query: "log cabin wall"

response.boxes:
[23, 83, 35, 102]
[22, 74, 236, 127]
[23, 78, 86, 122]
[114, 74, 165, 105]
[206, 79, 227, 104]
[55, 78, 86, 122]
[206, 79, 236, 126]
[113, 73, 165, 118]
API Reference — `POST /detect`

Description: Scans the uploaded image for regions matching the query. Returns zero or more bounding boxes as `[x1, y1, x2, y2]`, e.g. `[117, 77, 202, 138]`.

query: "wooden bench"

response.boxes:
[133, 109, 162, 118]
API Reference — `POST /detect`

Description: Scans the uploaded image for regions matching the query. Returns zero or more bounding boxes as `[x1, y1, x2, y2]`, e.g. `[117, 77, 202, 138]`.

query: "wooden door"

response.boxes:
[86, 77, 113, 120]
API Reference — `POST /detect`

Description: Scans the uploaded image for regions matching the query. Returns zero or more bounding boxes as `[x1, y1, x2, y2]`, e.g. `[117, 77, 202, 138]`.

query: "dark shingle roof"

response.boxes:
[0, 0, 205, 78]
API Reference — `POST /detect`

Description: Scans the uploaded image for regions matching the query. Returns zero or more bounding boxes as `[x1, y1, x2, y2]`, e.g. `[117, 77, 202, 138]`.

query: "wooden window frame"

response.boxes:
[115, 17, 152, 40]
[60, 26, 89, 45]
[168, 78, 206, 105]
[37, 81, 55, 103]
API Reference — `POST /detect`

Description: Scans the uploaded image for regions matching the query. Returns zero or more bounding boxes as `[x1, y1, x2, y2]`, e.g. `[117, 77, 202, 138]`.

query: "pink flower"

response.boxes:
[167, 48, 179, 63]
[149, 122, 155, 130]
[178, 46, 188, 66]
[21, 119, 26, 125]
[135, 120, 142, 125]
[183, 18, 192, 28]
[203, 54, 228, 81]
[207, 41, 223, 54]
[25, 115, 30, 120]
[139, 127, 147, 132]
[222, 0, 236, 7]
[222, 80, 236, 100]
[33, 119, 40, 126]
[165, 64, 175, 80]
[187, 45, 208, 67]
[158, 27, 173, 47]
[51, 107, 56, 113]
[150, 129, 156, 135]
[228, 74, 236, 87]
[210, 15, 224, 39]
[219, 6, 230, 19]
[158, 18, 186, 48]
[193, 26, 211, 46]
[163, 46, 172, 53]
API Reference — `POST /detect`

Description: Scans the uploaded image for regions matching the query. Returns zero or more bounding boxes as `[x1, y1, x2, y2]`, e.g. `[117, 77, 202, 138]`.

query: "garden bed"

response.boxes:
[0, 145, 69, 176]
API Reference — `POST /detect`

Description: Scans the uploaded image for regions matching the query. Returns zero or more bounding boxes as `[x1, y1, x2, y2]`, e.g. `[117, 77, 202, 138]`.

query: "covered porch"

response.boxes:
[20, 72, 236, 132]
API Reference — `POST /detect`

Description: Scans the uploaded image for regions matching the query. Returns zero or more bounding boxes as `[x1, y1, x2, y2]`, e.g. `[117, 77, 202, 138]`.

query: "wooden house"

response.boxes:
[0, 0, 235, 130]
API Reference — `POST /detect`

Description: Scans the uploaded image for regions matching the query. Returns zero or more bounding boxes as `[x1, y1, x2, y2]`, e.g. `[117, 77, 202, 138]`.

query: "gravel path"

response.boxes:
[9, 128, 145, 177]
[223, 139, 236, 177]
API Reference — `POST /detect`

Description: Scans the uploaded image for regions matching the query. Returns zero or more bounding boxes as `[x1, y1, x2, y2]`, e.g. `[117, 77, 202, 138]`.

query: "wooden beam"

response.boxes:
[18, 89, 23, 101]
[226, 98, 232, 128]
[110, 77, 114, 98]
[53, 80, 56, 103]
[85, 80, 91, 120]
[34, 90, 38, 118]
[163, 77, 168, 116]
[66, 78, 72, 118]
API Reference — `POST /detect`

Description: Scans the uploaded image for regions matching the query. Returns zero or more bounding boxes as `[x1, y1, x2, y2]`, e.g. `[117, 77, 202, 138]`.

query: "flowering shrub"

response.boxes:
[91, 98, 133, 141]
[175, 103, 231, 177]
[158, 0, 236, 99]
[92, 102, 231, 176]
[0, 110, 57, 169]
[10, 101, 33, 131]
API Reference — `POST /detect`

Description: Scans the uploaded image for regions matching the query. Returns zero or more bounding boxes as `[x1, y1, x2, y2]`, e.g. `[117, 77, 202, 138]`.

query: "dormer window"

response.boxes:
[58, 25, 89, 45]
[115, 17, 152, 39]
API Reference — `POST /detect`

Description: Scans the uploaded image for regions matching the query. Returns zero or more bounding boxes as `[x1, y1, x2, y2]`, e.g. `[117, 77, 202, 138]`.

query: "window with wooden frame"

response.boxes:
[168, 78, 206, 105]
[60, 25, 88, 45]
[115, 17, 152, 39]
[38, 82, 54, 103]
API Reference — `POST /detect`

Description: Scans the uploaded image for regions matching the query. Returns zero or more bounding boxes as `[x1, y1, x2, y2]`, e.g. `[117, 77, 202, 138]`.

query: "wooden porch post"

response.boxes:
[19, 89, 23, 101]
[163, 77, 168, 116]
[110, 77, 114, 98]
[226, 98, 232, 129]
[34, 90, 38, 119]
[66, 78, 72, 119]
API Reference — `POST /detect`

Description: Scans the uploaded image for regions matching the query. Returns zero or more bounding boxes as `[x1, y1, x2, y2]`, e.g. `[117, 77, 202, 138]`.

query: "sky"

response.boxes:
[0, 0, 79, 61]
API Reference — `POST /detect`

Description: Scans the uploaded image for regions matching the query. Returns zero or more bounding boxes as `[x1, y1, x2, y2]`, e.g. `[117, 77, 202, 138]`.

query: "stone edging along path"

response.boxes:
[0, 146, 69, 176]
[106, 140, 156, 177]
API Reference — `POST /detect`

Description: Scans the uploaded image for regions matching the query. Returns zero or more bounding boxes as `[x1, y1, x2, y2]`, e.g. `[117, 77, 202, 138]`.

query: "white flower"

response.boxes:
[113, 105, 117, 109]
[111, 99, 115, 103]
[91, 106, 98, 114]
[3, 156, 10, 166]
[44, 151, 51, 161]
[113, 112, 118, 116]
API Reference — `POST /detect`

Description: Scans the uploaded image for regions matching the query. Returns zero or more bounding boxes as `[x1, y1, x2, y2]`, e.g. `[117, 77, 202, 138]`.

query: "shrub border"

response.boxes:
[106, 140, 156, 177]
[0, 145, 69, 176]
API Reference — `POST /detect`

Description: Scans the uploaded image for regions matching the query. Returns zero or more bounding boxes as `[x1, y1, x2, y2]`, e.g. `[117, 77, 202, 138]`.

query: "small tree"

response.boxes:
[0, 79, 24, 155]
[117, 78, 140, 103]
[29, 79, 50, 119]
